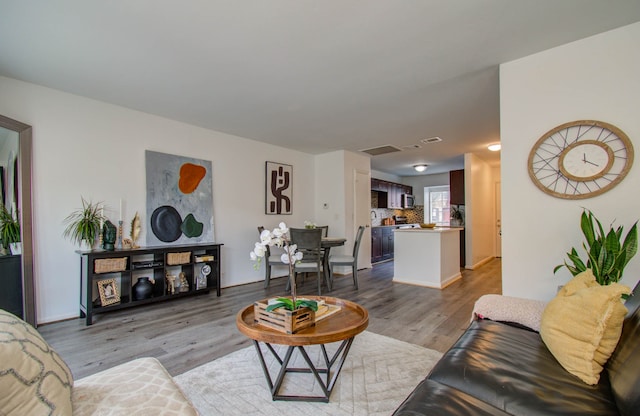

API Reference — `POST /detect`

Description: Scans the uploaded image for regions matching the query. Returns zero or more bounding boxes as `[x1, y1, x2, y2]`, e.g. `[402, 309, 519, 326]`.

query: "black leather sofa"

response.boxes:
[393, 283, 640, 416]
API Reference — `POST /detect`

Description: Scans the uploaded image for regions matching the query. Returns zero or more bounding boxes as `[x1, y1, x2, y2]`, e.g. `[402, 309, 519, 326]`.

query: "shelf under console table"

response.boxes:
[78, 243, 223, 325]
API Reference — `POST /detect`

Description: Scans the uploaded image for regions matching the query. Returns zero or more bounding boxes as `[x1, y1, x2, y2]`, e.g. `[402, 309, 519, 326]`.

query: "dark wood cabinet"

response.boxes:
[371, 178, 413, 209]
[371, 228, 383, 263]
[382, 227, 394, 260]
[371, 226, 396, 263]
[78, 243, 223, 325]
[450, 169, 465, 205]
[0, 255, 23, 318]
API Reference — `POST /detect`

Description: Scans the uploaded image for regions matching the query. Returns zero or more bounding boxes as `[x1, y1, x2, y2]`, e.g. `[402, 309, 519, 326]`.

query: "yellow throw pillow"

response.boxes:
[540, 280, 631, 385]
[557, 269, 599, 296]
[0, 309, 74, 415]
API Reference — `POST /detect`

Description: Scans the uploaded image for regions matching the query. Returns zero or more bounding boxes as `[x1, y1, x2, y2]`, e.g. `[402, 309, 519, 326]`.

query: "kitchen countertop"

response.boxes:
[394, 227, 463, 233]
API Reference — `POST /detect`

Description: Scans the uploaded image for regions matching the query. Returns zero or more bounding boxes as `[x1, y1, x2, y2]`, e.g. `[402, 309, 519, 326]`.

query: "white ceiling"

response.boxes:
[1, 1, 639, 176]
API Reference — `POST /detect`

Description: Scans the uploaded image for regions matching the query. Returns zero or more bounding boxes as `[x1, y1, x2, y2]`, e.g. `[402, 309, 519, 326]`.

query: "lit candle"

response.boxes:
[119, 199, 123, 221]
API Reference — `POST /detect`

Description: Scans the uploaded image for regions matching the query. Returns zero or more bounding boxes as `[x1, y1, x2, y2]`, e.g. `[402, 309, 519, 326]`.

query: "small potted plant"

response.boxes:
[63, 198, 106, 250]
[554, 209, 637, 285]
[0, 204, 20, 255]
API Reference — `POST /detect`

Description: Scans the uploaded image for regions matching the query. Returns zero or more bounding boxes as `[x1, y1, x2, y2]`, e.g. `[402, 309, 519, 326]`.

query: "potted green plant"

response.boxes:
[63, 198, 106, 250]
[554, 209, 638, 285]
[0, 204, 20, 255]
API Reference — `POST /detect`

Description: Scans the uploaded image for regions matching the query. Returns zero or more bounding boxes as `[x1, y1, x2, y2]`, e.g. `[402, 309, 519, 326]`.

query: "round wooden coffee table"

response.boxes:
[236, 296, 368, 402]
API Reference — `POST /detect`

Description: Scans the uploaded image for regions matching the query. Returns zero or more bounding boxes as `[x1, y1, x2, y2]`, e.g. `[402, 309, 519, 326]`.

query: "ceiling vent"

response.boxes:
[359, 145, 403, 156]
[420, 136, 442, 144]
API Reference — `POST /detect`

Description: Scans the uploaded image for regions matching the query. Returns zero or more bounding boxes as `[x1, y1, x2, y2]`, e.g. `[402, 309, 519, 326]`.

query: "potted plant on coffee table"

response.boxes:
[63, 197, 106, 250]
[554, 209, 637, 285]
[250, 222, 319, 333]
[0, 204, 20, 255]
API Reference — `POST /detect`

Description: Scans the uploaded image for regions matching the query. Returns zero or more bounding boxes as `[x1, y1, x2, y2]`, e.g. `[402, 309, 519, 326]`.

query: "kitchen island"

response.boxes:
[393, 227, 464, 289]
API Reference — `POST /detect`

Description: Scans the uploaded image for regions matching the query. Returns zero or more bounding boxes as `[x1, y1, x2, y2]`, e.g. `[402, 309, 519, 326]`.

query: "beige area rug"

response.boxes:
[174, 331, 442, 416]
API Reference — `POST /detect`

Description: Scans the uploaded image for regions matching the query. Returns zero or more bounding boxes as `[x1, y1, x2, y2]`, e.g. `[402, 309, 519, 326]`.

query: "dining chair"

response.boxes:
[316, 225, 329, 237]
[329, 225, 365, 290]
[289, 227, 326, 295]
[257, 226, 286, 288]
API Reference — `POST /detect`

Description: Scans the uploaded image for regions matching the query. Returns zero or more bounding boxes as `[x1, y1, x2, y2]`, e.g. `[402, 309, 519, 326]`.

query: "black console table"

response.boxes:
[78, 243, 222, 325]
[0, 255, 23, 318]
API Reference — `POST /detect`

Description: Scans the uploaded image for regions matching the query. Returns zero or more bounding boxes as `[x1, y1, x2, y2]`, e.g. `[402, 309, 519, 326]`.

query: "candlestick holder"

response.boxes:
[117, 220, 123, 249]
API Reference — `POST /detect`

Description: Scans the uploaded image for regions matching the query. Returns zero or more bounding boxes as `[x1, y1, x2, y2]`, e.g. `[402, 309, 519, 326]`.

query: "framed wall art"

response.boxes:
[97, 278, 120, 306]
[145, 150, 214, 245]
[265, 161, 292, 215]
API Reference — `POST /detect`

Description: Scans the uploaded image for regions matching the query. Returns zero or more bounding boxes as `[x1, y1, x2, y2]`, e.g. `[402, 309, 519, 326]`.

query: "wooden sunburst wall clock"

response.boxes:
[528, 120, 634, 199]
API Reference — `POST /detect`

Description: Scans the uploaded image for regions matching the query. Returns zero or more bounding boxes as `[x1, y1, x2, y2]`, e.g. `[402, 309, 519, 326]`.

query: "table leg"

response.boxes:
[323, 247, 332, 291]
[252, 337, 355, 402]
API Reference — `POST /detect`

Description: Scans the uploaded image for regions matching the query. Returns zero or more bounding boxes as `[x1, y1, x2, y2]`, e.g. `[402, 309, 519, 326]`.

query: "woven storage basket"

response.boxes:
[167, 251, 191, 265]
[94, 257, 127, 274]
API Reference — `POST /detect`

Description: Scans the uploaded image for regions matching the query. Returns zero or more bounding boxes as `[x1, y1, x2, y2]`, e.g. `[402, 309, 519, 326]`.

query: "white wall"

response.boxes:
[370, 169, 400, 184]
[501, 23, 640, 301]
[315, 150, 371, 269]
[464, 153, 496, 268]
[0, 76, 317, 323]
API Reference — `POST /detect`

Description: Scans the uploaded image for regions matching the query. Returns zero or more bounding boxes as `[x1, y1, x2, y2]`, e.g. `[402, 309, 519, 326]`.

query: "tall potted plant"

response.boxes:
[554, 209, 638, 285]
[63, 198, 106, 250]
[0, 204, 20, 255]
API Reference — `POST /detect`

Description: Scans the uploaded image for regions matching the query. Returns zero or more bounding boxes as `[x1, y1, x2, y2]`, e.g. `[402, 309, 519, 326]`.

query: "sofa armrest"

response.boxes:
[472, 294, 547, 332]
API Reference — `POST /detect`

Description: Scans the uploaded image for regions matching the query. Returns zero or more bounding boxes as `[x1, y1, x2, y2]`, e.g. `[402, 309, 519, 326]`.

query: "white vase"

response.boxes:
[9, 242, 21, 255]
[80, 239, 94, 251]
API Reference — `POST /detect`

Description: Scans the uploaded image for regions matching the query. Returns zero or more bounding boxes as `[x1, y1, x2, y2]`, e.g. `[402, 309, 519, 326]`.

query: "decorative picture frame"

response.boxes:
[265, 161, 292, 215]
[97, 278, 120, 306]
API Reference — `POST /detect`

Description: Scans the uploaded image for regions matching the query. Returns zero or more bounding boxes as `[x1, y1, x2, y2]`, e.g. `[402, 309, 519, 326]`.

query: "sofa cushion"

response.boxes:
[540, 280, 631, 385]
[72, 357, 198, 416]
[0, 309, 74, 415]
[393, 379, 511, 416]
[606, 289, 640, 416]
[428, 319, 618, 415]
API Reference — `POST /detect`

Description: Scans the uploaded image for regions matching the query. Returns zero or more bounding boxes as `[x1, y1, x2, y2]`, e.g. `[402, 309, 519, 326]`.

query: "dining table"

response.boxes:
[320, 237, 346, 290]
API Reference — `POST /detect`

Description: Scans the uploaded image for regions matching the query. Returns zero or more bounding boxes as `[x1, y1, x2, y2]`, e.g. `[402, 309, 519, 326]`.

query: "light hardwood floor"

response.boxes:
[39, 258, 502, 379]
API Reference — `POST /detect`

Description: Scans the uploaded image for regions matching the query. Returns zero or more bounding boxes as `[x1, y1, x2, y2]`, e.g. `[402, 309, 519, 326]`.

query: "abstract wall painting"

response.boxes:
[265, 161, 292, 215]
[145, 150, 214, 245]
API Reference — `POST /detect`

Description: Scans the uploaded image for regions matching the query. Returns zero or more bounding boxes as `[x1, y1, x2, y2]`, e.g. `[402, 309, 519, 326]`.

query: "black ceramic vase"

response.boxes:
[133, 277, 153, 300]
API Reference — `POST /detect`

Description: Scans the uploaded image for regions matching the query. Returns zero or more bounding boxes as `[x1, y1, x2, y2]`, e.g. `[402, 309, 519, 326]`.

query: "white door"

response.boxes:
[495, 181, 502, 258]
[354, 170, 372, 269]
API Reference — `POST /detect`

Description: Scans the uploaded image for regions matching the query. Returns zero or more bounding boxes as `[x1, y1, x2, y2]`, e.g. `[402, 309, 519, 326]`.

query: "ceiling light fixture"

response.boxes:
[488, 143, 501, 151]
[413, 164, 428, 172]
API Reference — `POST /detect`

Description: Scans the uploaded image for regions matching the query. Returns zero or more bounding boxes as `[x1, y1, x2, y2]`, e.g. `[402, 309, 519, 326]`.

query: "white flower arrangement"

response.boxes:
[304, 220, 317, 229]
[251, 222, 317, 311]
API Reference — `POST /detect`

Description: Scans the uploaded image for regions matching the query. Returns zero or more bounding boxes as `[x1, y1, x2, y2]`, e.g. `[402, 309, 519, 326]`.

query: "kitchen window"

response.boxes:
[425, 186, 450, 225]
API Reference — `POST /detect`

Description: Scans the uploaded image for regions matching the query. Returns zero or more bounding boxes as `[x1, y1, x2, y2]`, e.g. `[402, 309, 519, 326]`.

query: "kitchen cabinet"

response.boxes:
[382, 227, 394, 260]
[371, 228, 383, 263]
[371, 178, 413, 209]
[450, 169, 465, 205]
[371, 226, 395, 263]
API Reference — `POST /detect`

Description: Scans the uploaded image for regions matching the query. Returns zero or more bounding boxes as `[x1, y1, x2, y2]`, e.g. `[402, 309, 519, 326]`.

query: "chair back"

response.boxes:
[352, 225, 366, 258]
[317, 225, 329, 237]
[290, 228, 323, 262]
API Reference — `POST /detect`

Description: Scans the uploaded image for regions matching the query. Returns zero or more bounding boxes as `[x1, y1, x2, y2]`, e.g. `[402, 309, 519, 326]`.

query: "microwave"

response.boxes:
[402, 194, 415, 209]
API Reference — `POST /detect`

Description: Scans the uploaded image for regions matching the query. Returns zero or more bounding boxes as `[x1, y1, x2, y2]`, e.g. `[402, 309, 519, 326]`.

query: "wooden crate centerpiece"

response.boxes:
[254, 299, 316, 334]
